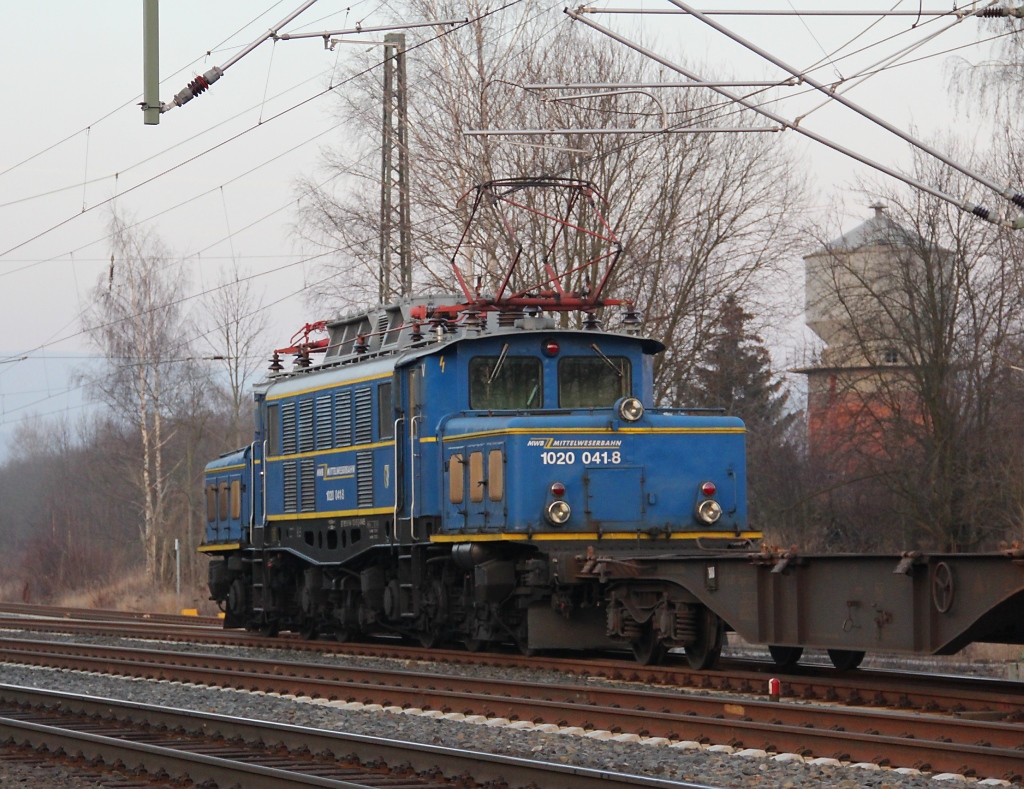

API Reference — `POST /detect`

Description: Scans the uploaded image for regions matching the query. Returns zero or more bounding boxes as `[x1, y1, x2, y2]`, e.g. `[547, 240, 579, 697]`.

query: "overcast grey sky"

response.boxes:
[0, 1, 1007, 441]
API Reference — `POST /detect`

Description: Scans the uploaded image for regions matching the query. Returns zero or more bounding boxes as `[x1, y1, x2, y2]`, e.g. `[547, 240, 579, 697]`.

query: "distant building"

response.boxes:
[798, 204, 929, 463]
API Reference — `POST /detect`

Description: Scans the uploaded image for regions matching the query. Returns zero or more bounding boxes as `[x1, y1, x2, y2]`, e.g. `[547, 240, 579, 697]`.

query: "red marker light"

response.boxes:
[701, 481, 716, 497]
[542, 338, 560, 357]
[550, 482, 566, 497]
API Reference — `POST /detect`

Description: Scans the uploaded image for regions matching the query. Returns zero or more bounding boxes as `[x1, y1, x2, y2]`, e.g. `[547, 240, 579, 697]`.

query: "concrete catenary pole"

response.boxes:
[143, 0, 160, 125]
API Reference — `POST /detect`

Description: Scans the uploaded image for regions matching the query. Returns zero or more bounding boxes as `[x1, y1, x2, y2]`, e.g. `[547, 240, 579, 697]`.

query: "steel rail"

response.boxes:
[2, 614, 1024, 717]
[0, 602, 222, 626]
[0, 638, 1022, 780]
[0, 683, 714, 789]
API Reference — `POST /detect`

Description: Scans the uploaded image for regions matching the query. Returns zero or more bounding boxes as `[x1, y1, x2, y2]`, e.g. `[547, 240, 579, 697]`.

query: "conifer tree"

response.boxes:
[692, 295, 796, 533]
[694, 295, 790, 433]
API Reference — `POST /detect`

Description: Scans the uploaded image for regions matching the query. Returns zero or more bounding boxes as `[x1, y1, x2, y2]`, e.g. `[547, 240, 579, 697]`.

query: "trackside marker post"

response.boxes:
[768, 677, 781, 702]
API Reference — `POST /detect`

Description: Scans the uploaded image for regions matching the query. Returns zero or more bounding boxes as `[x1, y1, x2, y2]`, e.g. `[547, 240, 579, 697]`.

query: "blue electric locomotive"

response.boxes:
[201, 179, 757, 666]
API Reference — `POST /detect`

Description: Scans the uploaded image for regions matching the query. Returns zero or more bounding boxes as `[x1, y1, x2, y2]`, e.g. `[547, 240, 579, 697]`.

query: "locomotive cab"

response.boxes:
[436, 328, 749, 541]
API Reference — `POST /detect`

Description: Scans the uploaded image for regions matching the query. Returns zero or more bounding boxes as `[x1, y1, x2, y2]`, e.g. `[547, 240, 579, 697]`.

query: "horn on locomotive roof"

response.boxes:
[410, 178, 627, 321]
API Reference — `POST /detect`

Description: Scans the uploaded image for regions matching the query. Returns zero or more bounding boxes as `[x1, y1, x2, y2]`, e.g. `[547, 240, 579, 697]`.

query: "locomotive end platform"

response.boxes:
[578, 546, 1024, 657]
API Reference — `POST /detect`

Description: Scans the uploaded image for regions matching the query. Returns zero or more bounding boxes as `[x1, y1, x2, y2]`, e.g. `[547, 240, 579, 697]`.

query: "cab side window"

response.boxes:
[559, 356, 631, 408]
[469, 356, 542, 410]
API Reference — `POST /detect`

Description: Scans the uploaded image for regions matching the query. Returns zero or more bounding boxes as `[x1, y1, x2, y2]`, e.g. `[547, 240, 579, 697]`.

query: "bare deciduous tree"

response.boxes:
[804, 147, 1024, 551]
[202, 260, 270, 448]
[82, 212, 197, 581]
[294, 0, 807, 397]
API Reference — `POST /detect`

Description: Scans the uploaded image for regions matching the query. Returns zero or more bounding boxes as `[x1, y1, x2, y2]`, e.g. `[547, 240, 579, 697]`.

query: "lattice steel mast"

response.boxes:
[379, 33, 412, 302]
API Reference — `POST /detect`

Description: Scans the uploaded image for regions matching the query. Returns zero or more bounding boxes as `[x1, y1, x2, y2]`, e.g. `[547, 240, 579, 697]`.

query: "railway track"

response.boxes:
[3, 610, 1022, 718]
[0, 633, 1022, 781]
[0, 684, 699, 789]
[0, 601, 222, 627]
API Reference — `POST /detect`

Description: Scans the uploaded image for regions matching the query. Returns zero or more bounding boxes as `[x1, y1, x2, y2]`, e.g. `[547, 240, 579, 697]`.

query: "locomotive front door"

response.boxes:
[465, 441, 506, 531]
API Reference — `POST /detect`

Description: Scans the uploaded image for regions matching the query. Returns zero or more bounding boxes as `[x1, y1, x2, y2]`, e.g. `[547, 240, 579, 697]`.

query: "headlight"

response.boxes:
[696, 499, 722, 524]
[617, 397, 644, 422]
[545, 500, 572, 525]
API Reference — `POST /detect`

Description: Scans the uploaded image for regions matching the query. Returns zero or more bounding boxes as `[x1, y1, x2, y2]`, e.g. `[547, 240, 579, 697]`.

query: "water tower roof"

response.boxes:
[815, 206, 921, 254]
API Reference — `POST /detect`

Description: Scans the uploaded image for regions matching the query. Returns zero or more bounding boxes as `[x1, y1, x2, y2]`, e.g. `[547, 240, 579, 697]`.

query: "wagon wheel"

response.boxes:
[931, 561, 955, 614]
[258, 619, 280, 638]
[684, 608, 723, 671]
[332, 627, 354, 643]
[768, 645, 803, 670]
[463, 638, 485, 652]
[631, 625, 667, 666]
[298, 622, 319, 641]
[419, 629, 442, 649]
[827, 648, 865, 671]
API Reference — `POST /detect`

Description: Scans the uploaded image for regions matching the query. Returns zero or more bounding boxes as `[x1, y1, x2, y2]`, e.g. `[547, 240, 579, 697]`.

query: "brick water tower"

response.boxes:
[799, 204, 922, 461]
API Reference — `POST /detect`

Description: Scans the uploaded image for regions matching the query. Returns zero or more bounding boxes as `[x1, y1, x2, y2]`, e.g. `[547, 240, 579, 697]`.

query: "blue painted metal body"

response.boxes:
[202, 327, 749, 549]
[439, 410, 746, 535]
[203, 446, 251, 544]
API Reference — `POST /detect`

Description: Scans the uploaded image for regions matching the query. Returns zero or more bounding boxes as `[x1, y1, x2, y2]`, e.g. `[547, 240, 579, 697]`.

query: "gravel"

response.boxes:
[0, 629, 1016, 789]
[0, 757, 107, 789]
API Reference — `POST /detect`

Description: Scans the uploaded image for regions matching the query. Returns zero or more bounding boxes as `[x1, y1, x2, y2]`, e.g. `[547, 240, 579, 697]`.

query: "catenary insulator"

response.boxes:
[164, 66, 223, 112]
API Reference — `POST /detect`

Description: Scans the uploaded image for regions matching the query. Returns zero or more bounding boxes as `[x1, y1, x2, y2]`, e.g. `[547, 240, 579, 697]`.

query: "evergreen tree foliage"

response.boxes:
[692, 295, 797, 535]
[694, 295, 790, 433]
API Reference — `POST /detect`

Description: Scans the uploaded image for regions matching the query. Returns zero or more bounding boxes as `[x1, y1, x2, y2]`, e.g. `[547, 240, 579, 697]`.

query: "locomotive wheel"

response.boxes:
[226, 578, 247, 618]
[827, 649, 865, 671]
[631, 626, 667, 666]
[768, 645, 803, 670]
[684, 608, 723, 671]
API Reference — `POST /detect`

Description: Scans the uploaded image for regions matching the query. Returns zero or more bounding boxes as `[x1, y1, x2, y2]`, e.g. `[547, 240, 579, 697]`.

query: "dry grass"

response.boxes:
[48, 571, 219, 616]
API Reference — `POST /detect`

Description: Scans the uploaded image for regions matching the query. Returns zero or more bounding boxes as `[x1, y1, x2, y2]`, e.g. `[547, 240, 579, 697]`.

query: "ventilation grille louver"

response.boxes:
[281, 403, 297, 455]
[335, 390, 353, 447]
[357, 451, 374, 507]
[354, 387, 373, 444]
[298, 399, 314, 454]
[315, 395, 332, 449]
[300, 459, 316, 512]
[283, 460, 298, 513]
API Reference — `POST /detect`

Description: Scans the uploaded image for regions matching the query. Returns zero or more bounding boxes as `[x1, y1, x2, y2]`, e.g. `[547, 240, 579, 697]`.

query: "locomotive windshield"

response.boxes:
[469, 356, 542, 410]
[558, 356, 631, 408]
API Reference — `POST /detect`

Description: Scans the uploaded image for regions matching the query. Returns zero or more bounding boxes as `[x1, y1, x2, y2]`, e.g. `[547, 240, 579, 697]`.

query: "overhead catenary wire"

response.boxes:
[565, 8, 1022, 229]
[652, 0, 1024, 212]
[581, 6, 1014, 16]
[2, 0, 1007, 419]
[1, 0, 531, 265]
[0, 1, 305, 183]
[787, 2, 989, 126]
[0, 0, 556, 425]
[0, 0, 533, 366]
[0, 0, 542, 386]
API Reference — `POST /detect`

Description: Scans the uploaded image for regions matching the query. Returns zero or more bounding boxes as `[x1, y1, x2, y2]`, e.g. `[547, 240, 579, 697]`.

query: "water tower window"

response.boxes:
[883, 348, 899, 365]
